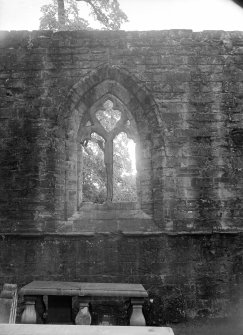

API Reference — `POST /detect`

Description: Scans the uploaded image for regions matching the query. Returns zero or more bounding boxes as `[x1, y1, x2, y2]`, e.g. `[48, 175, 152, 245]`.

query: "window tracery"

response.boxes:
[80, 99, 137, 203]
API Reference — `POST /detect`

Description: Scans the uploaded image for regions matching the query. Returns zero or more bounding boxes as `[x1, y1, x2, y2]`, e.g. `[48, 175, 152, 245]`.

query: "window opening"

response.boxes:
[113, 132, 137, 202]
[80, 99, 137, 203]
[82, 133, 106, 203]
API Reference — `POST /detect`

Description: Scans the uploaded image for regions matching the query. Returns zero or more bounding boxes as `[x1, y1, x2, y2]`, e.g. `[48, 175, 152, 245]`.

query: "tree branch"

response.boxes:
[57, 0, 65, 26]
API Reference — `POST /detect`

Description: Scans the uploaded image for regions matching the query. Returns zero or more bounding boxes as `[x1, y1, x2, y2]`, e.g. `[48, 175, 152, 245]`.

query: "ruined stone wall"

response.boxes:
[0, 233, 242, 323]
[0, 30, 243, 322]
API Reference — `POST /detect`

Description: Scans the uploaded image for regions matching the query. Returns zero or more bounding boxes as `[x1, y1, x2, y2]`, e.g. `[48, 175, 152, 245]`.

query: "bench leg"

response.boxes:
[130, 299, 146, 326]
[21, 297, 37, 324]
[75, 302, 92, 325]
[35, 295, 46, 323]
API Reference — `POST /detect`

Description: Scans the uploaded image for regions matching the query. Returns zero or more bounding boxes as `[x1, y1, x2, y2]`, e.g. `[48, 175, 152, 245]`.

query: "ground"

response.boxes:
[171, 317, 243, 335]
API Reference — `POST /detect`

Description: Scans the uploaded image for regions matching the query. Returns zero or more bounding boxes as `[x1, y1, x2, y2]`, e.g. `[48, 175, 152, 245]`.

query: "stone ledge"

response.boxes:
[0, 230, 242, 238]
[78, 202, 140, 211]
[0, 325, 174, 335]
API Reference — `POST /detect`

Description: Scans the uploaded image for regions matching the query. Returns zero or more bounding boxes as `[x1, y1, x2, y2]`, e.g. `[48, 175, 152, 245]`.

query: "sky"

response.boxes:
[0, 0, 243, 32]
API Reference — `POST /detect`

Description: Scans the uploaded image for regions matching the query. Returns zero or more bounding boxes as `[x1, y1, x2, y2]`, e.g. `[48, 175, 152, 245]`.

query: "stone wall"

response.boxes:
[0, 233, 242, 323]
[0, 29, 243, 323]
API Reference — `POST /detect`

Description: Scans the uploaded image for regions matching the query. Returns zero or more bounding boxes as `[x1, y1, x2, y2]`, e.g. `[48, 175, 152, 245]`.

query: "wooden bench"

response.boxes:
[19, 281, 148, 326]
[0, 324, 175, 335]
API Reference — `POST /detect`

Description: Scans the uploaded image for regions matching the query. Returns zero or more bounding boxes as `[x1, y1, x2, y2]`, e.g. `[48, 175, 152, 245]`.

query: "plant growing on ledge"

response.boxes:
[39, 0, 128, 31]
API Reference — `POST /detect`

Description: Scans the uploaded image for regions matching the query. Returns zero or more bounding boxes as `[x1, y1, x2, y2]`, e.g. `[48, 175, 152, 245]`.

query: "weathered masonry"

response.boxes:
[0, 29, 243, 324]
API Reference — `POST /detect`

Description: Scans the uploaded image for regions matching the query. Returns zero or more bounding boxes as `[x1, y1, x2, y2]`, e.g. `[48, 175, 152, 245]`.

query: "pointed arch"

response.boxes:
[60, 64, 162, 140]
[59, 64, 164, 226]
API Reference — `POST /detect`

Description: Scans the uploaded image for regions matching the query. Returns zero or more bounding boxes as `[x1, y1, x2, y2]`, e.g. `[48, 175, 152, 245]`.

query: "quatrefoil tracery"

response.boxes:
[80, 99, 137, 146]
[96, 100, 121, 133]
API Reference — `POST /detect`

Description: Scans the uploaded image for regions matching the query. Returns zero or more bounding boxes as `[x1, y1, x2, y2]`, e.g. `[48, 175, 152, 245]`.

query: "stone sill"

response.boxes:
[78, 202, 140, 211]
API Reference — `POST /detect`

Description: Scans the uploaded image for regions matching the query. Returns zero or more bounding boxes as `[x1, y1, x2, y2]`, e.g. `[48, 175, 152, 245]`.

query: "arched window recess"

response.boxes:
[78, 98, 138, 203]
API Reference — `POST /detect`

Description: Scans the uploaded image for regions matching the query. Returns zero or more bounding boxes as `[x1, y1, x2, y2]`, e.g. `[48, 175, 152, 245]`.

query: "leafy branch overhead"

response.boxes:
[39, 0, 128, 31]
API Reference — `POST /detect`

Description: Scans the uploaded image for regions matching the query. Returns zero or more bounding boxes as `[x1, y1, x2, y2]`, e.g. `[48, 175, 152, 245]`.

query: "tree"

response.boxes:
[39, 0, 128, 31]
[82, 132, 137, 203]
[232, 0, 243, 9]
[82, 138, 107, 203]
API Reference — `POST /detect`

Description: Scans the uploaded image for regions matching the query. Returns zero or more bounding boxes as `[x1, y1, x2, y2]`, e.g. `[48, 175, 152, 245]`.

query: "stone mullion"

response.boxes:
[104, 137, 114, 202]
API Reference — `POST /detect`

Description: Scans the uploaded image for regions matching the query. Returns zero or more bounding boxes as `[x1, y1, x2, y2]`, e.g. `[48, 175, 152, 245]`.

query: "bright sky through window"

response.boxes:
[127, 140, 136, 175]
[0, 0, 243, 31]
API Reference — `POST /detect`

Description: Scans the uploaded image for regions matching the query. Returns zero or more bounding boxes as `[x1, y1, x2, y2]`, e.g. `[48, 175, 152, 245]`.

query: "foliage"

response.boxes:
[39, 0, 128, 31]
[40, 0, 89, 30]
[113, 132, 137, 202]
[82, 132, 137, 203]
[82, 138, 106, 203]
